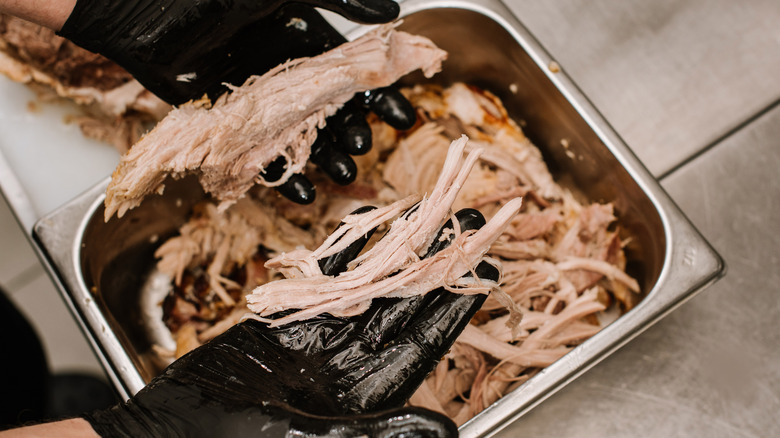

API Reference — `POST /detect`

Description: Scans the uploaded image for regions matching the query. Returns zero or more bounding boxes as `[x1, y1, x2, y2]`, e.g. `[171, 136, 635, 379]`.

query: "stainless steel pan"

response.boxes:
[33, 0, 725, 436]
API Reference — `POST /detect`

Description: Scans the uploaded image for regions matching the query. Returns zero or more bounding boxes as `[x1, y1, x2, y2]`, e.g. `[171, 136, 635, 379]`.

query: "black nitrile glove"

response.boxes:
[58, 0, 417, 204]
[83, 207, 495, 437]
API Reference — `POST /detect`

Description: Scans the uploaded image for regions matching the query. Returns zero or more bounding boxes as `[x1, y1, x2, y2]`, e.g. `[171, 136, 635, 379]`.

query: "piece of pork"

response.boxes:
[401, 83, 563, 202]
[0, 14, 170, 152]
[155, 196, 318, 305]
[0, 14, 130, 91]
[151, 81, 641, 422]
[103, 24, 447, 221]
[246, 136, 523, 327]
[384, 83, 640, 421]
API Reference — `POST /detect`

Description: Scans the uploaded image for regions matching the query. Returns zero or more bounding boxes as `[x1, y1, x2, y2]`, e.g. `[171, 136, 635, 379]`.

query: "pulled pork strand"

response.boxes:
[395, 84, 639, 424]
[246, 136, 523, 327]
[154, 82, 641, 425]
[104, 24, 447, 221]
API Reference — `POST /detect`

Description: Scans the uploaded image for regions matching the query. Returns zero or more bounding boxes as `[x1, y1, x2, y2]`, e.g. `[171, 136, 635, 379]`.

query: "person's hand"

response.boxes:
[57, 0, 417, 204]
[82, 206, 496, 437]
[56, 0, 401, 105]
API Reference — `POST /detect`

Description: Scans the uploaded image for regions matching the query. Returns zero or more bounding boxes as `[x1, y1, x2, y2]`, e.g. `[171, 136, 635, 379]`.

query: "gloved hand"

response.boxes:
[57, 0, 417, 204]
[83, 207, 496, 437]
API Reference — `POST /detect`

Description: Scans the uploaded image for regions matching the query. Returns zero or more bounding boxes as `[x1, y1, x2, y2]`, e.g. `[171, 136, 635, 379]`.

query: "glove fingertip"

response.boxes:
[367, 87, 417, 131]
[340, 125, 373, 156]
[276, 174, 316, 204]
[318, 206, 378, 276]
[384, 407, 459, 438]
[455, 208, 487, 230]
[329, 101, 373, 156]
[472, 260, 500, 283]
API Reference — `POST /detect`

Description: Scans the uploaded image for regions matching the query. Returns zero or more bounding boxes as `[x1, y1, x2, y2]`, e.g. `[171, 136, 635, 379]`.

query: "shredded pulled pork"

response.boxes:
[154, 82, 641, 424]
[246, 136, 522, 327]
[103, 24, 447, 221]
[0, 14, 170, 152]
[395, 84, 638, 424]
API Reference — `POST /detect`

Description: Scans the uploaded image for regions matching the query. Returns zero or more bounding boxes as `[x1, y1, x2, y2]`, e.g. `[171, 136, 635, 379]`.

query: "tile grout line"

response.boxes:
[659, 97, 780, 182]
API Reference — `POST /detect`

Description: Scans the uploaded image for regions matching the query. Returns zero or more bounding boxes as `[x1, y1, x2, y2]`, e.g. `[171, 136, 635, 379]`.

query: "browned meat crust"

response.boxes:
[0, 14, 131, 90]
[0, 14, 171, 152]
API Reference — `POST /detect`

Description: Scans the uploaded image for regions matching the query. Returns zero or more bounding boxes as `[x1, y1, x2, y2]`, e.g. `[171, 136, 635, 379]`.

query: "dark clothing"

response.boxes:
[0, 286, 116, 430]
[0, 286, 49, 428]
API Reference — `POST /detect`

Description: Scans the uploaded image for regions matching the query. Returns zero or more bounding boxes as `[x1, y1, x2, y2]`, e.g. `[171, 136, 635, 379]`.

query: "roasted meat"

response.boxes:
[0, 14, 170, 152]
[103, 24, 447, 221]
[246, 136, 522, 327]
[154, 82, 641, 423]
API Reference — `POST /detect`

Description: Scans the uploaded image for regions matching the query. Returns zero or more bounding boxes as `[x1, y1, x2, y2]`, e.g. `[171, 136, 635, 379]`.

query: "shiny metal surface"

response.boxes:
[31, 180, 146, 396]
[495, 102, 780, 438]
[503, 0, 780, 177]
[0, 76, 120, 233]
[32, 0, 724, 436]
[32, 176, 211, 397]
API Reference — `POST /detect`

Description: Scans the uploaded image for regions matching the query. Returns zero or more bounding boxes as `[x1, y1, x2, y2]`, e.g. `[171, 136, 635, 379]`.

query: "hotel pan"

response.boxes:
[33, 0, 725, 436]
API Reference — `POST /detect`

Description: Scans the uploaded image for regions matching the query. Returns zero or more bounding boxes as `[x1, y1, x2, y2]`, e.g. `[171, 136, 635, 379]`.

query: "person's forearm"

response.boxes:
[0, 418, 100, 438]
[0, 0, 77, 30]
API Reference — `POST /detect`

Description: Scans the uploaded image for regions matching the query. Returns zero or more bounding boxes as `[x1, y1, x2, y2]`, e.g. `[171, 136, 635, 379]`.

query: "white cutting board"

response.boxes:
[0, 75, 119, 228]
[0, 13, 358, 230]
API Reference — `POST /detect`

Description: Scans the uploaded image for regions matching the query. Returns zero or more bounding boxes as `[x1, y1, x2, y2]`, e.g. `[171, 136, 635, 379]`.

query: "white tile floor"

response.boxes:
[1, 193, 105, 378]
